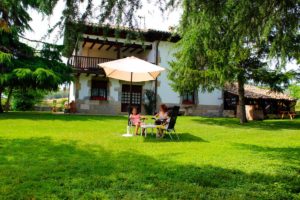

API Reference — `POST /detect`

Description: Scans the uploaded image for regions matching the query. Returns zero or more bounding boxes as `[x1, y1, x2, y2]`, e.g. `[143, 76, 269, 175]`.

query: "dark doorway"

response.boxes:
[121, 84, 142, 112]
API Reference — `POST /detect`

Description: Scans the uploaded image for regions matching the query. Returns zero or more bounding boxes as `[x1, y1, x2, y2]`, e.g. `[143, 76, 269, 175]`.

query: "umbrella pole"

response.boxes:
[123, 72, 134, 137]
[128, 72, 133, 125]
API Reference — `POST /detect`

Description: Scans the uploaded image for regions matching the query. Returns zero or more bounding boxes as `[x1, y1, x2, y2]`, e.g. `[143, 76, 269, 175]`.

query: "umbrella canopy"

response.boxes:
[98, 56, 165, 82]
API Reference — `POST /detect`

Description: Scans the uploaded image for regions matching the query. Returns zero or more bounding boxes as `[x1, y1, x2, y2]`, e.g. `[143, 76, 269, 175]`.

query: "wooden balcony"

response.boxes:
[69, 56, 115, 74]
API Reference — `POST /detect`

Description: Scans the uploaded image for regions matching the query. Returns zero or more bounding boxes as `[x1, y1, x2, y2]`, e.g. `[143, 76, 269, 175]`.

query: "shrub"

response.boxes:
[144, 90, 155, 115]
[12, 89, 45, 111]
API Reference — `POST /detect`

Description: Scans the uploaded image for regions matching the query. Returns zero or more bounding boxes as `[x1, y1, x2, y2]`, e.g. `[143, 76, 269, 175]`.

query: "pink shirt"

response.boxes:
[130, 114, 141, 125]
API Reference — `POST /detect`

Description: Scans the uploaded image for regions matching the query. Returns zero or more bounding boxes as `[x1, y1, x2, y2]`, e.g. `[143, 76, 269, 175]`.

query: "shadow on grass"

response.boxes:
[0, 137, 299, 199]
[143, 133, 208, 143]
[192, 117, 300, 131]
[0, 112, 127, 122]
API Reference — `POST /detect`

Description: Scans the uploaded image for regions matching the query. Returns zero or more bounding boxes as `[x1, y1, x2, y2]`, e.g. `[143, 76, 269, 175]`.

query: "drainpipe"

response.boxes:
[154, 40, 161, 113]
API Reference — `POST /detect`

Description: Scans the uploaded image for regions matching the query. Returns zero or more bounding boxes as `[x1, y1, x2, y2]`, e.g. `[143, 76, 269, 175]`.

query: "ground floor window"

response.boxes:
[224, 92, 238, 110]
[121, 84, 142, 112]
[91, 80, 108, 100]
[182, 91, 196, 104]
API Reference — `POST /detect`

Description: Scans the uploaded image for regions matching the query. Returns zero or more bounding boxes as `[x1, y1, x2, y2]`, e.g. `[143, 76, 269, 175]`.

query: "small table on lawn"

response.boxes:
[140, 124, 157, 137]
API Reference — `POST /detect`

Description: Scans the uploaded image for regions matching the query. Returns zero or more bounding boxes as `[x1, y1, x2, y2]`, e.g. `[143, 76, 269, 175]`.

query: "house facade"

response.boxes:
[67, 25, 223, 116]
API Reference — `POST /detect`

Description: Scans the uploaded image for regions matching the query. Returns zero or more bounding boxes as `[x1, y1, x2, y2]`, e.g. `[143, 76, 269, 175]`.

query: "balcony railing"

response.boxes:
[69, 56, 115, 73]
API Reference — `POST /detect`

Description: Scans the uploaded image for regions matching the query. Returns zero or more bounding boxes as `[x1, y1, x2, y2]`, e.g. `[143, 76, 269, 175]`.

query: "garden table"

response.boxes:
[140, 124, 157, 137]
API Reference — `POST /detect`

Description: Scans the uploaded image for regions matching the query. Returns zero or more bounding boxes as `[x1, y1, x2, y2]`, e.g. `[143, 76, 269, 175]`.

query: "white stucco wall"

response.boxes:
[157, 41, 181, 104]
[156, 42, 223, 107]
[69, 82, 75, 101]
[198, 89, 223, 106]
[78, 75, 91, 100]
[75, 35, 223, 108]
[76, 75, 154, 103]
[109, 79, 119, 101]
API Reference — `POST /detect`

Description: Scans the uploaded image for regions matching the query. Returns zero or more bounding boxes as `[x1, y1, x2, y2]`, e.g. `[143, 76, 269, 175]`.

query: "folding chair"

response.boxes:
[161, 106, 180, 140]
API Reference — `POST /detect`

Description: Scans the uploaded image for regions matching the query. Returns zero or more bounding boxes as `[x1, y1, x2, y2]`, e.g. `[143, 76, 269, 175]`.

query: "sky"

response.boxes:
[23, 0, 298, 71]
[24, 0, 181, 45]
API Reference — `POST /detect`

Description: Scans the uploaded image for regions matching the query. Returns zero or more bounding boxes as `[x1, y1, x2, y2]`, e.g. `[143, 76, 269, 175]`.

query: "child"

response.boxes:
[129, 107, 145, 135]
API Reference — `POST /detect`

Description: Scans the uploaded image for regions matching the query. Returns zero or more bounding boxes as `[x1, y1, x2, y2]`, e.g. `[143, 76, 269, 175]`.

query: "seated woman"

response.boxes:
[154, 104, 169, 138]
[129, 107, 145, 135]
[154, 104, 168, 125]
[156, 111, 172, 138]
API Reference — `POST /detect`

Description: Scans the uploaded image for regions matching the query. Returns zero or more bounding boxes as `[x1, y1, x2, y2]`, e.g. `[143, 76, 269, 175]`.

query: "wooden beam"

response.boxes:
[82, 36, 89, 47]
[122, 46, 131, 52]
[117, 45, 121, 59]
[114, 45, 123, 52]
[106, 44, 114, 51]
[98, 43, 105, 50]
[90, 40, 97, 49]
[130, 47, 139, 53]
[82, 41, 87, 48]
[137, 49, 144, 54]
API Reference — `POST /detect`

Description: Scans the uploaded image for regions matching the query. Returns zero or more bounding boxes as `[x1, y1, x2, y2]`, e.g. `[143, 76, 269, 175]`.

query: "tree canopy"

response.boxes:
[0, 0, 72, 113]
[168, 0, 300, 123]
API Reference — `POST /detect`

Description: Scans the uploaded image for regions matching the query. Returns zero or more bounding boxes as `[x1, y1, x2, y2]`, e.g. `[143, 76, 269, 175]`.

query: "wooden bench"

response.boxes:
[280, 111, 296, 120]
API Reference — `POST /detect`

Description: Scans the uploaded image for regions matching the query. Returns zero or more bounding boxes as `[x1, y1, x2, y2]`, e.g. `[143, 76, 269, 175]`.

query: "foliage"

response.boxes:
[0, 0, 72, 113]
[296, 101, 300, 112]
[0, 96, 6, 107]
[144, 89, 155, 115]
[45, 90, 69, 99]
[168, 0, 300, 123]
[12, 89, 45, 111]
[288, 84, 300, 99]
[0, 113, 299, 199]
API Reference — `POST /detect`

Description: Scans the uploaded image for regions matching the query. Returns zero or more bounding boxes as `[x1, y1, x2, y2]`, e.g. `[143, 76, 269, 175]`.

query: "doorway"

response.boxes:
[121, 84, 142, 112]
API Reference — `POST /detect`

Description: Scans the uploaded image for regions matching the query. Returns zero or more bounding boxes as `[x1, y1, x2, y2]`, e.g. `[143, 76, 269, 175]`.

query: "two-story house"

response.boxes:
[66, 24, 223, 115]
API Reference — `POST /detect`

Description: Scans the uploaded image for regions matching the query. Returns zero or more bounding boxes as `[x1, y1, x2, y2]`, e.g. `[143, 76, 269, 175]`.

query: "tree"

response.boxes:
[289, 84, 300, 99]
[12, 89, 45, 111]
[168, 0, 300, 123]
[0, 0, 72, 112]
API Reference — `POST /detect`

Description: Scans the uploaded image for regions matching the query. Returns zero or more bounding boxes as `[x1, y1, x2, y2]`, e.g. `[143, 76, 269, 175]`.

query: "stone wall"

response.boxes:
[76, 99, 122, 115]
[180, 104, 223, 117]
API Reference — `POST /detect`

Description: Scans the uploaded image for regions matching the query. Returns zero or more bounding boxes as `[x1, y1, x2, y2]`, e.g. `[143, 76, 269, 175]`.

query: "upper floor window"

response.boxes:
[91, 80, 108, 100]
[182, 92, 196, 105]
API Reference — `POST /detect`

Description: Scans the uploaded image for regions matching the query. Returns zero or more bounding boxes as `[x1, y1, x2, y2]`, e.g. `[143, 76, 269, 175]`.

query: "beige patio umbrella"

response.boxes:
[98, 56, 165, 136]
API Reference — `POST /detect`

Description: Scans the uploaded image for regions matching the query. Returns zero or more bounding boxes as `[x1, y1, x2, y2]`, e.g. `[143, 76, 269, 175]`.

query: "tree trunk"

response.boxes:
[4, 87, 13, 112]
[237, 78, 247, 124]
[0, 87, 3, 113]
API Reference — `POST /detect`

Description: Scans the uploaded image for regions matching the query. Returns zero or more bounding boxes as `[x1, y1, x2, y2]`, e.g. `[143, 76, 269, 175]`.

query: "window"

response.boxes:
[182, 92, 195, 104]
[224, 92, 237, 110]
[121, 84, 142, 112]
[91, 80, 108, 100]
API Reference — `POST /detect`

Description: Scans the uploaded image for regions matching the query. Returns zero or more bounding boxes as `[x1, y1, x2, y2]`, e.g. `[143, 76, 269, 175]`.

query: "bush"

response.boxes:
[1, 97, 6, 111]
[296, 101, 300, 112]
[12, 89, 45, 111]
[144, 90, 155, 115]
[45, 90, 68, 99]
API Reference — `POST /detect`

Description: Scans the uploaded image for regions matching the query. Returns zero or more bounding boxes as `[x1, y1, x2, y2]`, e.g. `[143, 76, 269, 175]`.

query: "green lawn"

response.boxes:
[0, 112, 299, 199]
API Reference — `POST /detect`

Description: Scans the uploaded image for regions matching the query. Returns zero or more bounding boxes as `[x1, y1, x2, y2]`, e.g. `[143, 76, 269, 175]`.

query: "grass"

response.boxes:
[0, 112, 299, 199]
[296, 101, 300, 112]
